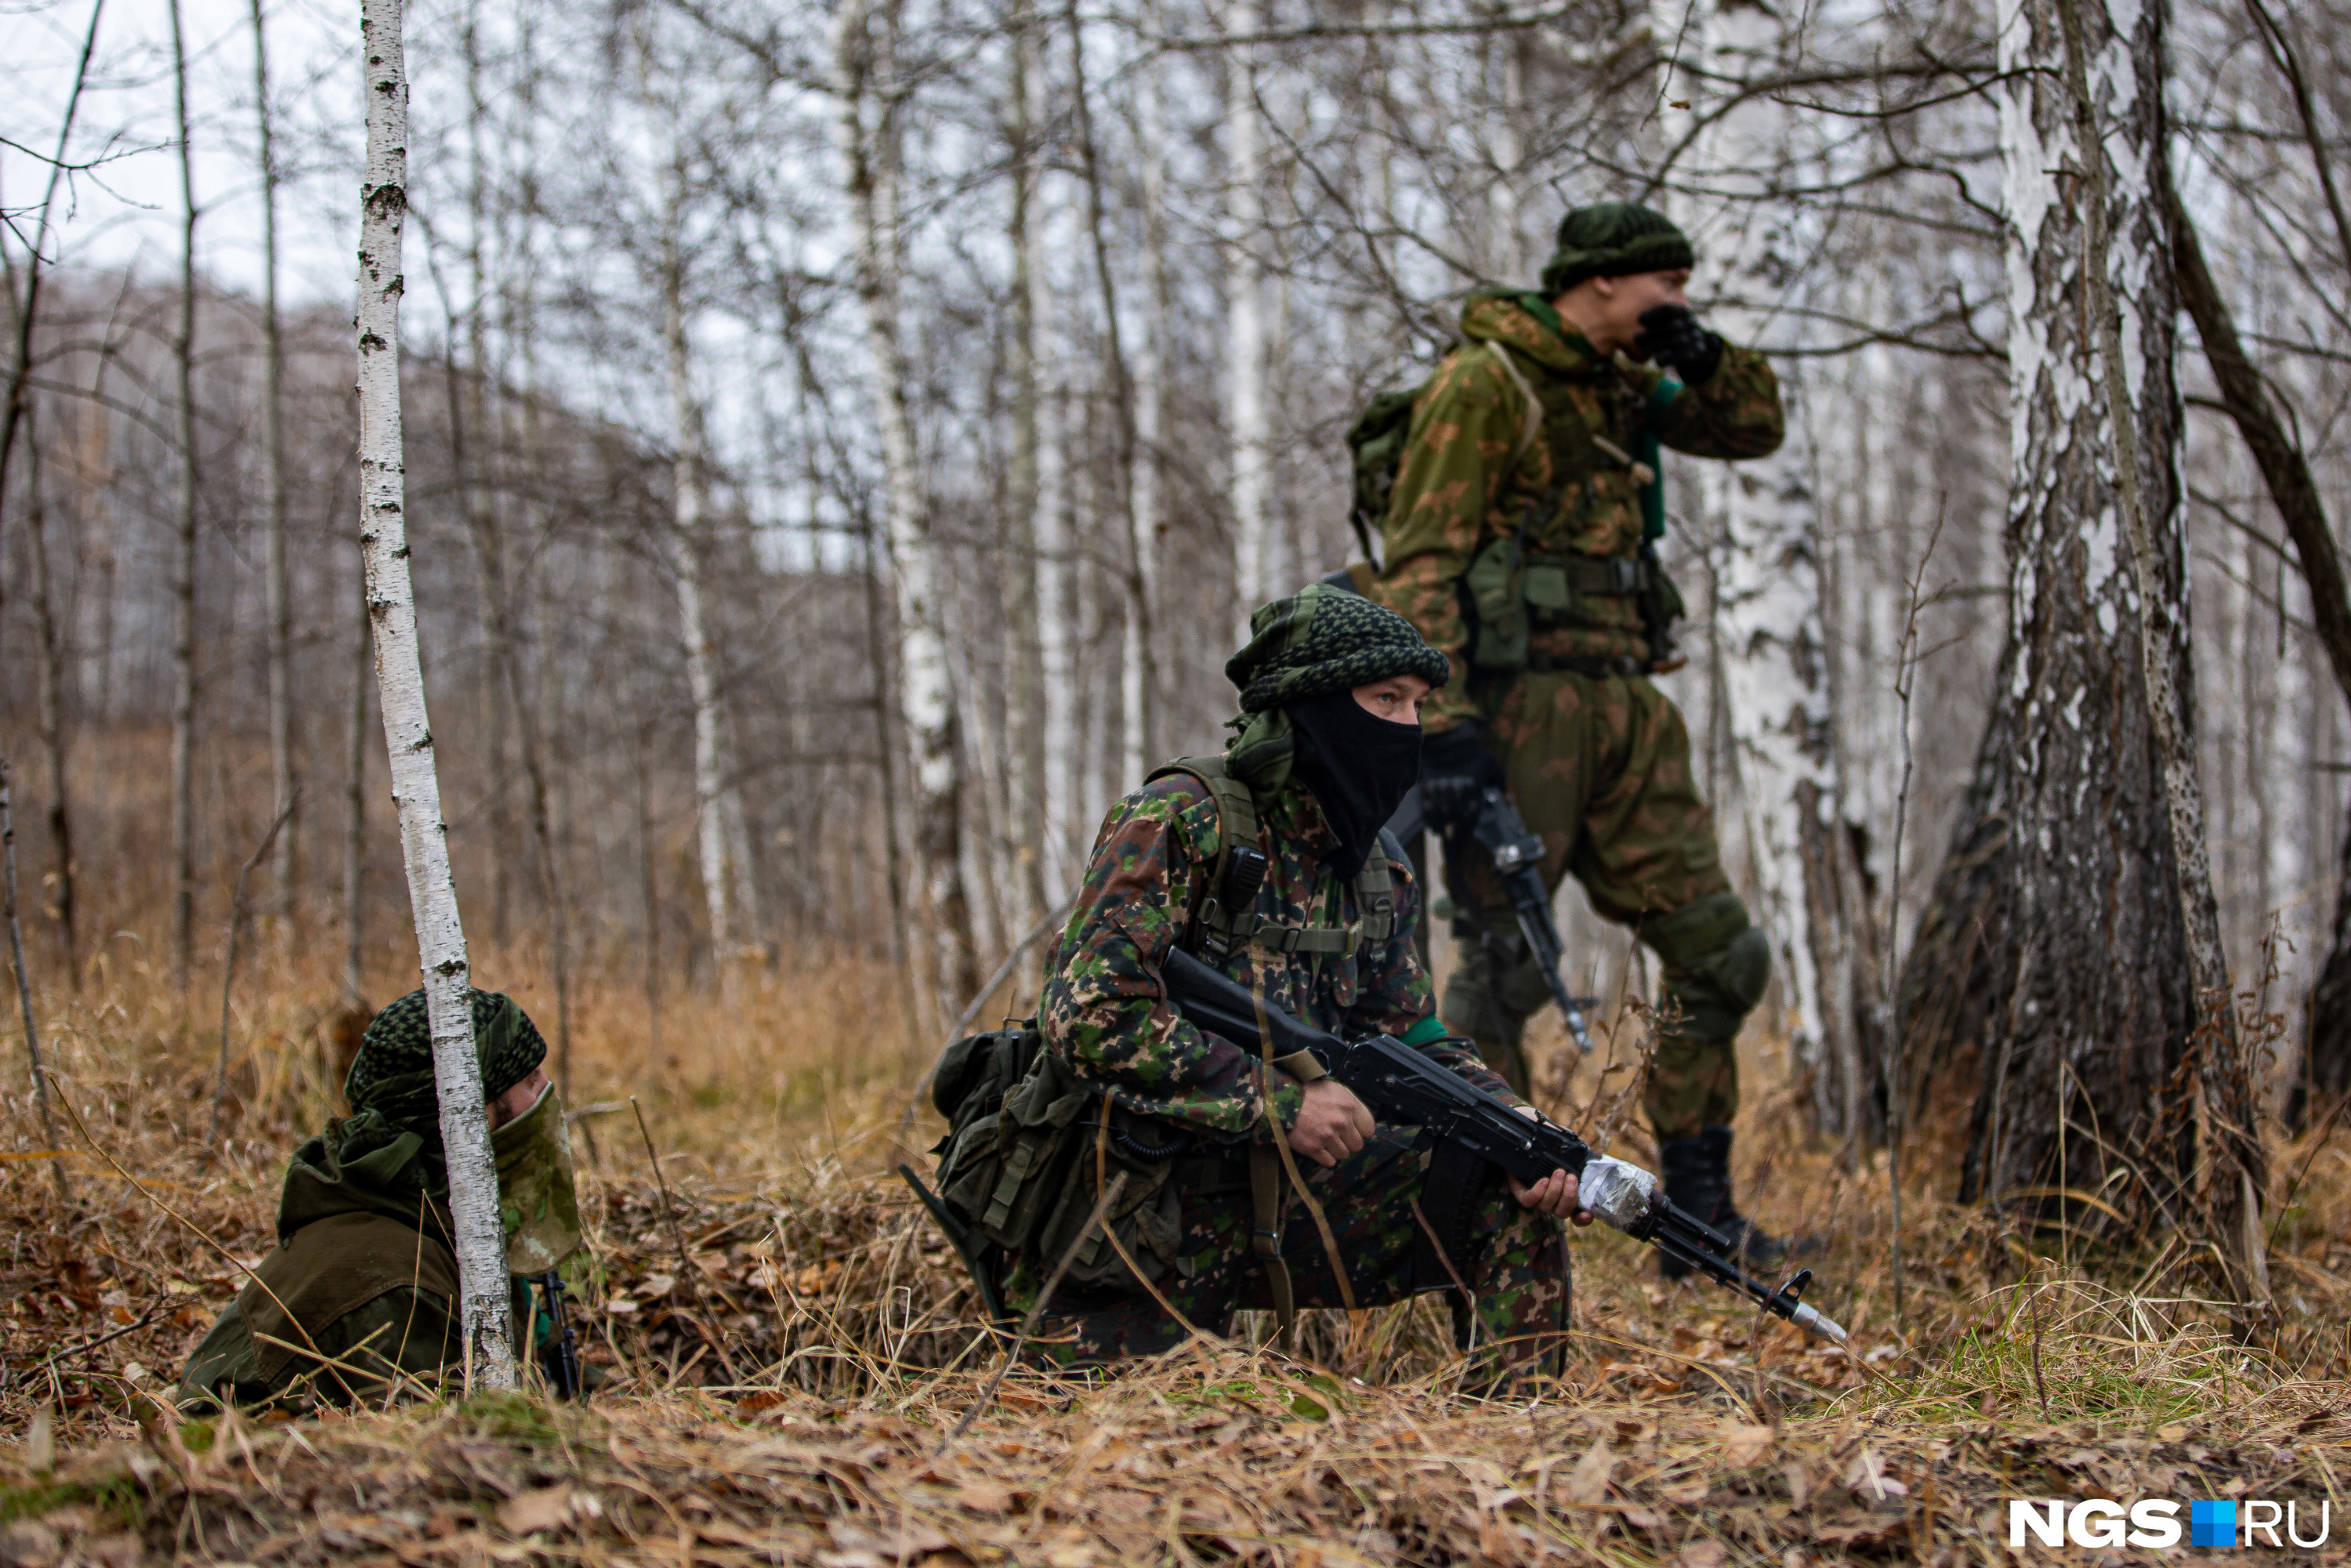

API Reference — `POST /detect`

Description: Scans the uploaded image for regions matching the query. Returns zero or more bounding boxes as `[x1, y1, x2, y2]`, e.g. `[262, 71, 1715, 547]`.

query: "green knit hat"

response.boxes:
[1539, 201, 1695, 296]
[345, 987, 547, 1137]
[1225, 583, 1450, 715]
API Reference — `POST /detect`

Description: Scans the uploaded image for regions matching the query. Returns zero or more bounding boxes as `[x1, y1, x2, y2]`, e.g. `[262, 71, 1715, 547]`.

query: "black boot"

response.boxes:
[1656, 1125, 1788, 1280]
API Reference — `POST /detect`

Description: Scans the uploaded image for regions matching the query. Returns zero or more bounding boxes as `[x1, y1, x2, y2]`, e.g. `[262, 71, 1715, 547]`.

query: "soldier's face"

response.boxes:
[1567, 268, 1693, 355]
[1352, 674, 1432, 727]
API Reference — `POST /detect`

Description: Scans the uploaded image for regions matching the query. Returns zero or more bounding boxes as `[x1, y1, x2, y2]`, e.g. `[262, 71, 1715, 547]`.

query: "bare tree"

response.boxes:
[1900, 0, 2218, 1243]
[832, 0, 980, 1003]
[1224, 0, 1271, 628]
[167, 0, 203, 994]
[252, 0, 298, 918]
[356, 0, 515, 1388]
[1658, 0, 1863, 1127]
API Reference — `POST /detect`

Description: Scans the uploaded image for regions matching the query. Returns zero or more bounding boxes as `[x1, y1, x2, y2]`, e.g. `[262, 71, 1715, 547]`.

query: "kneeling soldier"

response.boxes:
[177, 989, 581, 1409]
[1005, 586, 1586, 1381]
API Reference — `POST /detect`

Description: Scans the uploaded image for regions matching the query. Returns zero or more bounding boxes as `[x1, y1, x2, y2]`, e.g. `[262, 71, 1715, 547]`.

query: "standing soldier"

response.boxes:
[1369, 201, 1790, 1273]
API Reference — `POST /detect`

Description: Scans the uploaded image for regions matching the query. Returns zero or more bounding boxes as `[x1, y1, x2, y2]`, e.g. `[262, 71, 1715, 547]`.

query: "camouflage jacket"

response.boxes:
[1371, 292, 1785, 728]
[1041, 773, 1516, 1140]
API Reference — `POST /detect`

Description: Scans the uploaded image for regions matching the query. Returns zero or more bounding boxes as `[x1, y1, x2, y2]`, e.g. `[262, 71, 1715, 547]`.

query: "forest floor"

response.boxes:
[0, 945, 2346, 1565]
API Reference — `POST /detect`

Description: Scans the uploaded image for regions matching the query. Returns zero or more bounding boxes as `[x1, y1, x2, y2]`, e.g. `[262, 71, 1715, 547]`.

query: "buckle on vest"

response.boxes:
[1607, 557, 1642, 593]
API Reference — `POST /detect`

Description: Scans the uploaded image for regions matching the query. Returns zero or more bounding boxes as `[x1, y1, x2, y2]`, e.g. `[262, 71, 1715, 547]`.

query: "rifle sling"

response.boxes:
[1412, 1141, 1501, 1310]
[1248, 1143, 1295, 1345]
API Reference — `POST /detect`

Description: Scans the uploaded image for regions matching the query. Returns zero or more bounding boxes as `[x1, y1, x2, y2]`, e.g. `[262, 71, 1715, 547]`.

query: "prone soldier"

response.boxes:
[1367, 200, 1792, 1272]
[176, 988, 583, 1409]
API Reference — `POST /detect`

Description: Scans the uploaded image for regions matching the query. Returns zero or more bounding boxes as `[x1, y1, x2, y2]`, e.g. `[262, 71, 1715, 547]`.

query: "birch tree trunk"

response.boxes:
[1223, 0, 1270, 631]
[2164, 162, 2351, 1131]
[356, 0, 515, 1386]
[25, 425, 78, 988]
[1657, 0, 1867, 1135]
[1, 3, 100, 994]
[344, 560, 369, 1003]
[1900, 0, 2231, 1256]
[662, 215, 737, 964]
[1121, 3, 1167, 784]
[833, 0, 980, 1003]
[2050, 0, 2262, 1295]
[1005, 0, 1048, 922]
[448, 336, 576, 1084]
[252, 0, 296, 918]
[167, 0, 201, 994]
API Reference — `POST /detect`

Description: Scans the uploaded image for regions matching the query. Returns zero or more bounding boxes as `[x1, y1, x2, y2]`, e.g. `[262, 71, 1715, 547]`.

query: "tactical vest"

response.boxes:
[919, 756, 1411, 1338]
[1460, 341, 1687, 675]
[1145, 754, 1399, 965]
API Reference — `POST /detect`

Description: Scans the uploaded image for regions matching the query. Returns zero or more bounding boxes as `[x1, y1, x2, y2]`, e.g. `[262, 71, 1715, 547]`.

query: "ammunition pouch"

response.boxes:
[1147, 756, 1400, 963]
[935, 1030, 1189, 1294]
[1464, 535, 1531, 672]
[1462, 541, 1685, 675]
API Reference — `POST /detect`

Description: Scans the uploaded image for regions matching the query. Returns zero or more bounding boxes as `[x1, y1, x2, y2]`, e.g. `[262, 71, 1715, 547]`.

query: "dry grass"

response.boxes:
[1, 940, 2348, 1564]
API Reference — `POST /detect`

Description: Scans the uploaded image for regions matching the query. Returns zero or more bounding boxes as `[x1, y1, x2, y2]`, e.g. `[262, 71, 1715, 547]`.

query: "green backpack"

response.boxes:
[1344, 385, 1427, 563]
[1343, 341, 1545, 563]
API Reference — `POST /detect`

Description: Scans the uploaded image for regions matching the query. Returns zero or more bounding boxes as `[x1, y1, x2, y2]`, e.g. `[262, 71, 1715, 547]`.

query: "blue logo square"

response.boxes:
[2191, 1501, 2237, 1548]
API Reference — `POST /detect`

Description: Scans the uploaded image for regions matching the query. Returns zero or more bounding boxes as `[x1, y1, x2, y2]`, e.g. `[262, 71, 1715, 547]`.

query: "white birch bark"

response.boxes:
[343, 563, 368, 1003]
[2048, 0, 2262, 1291]
[1006, 4, 1047, 922]
[663, 220, 737, 961]
[1223, 0, 1270, 631]
[1487, 32, 1526, 281]
[355, 0, 515, 1387]
[1657, 0, 1840, 1080]
[1034, 383, 1075, 891]
[1123, 1, 1168, 783]
[833, 0, 976, 1000]
[252, 0, 295, 917]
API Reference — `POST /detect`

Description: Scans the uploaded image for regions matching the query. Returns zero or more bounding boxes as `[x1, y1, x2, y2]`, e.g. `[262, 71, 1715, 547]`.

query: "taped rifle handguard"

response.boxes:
[1159, 948, 1847, 1343]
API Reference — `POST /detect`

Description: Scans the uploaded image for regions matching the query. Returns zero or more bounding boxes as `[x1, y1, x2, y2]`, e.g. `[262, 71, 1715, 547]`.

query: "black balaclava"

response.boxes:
[1286, 686, 1425, 882]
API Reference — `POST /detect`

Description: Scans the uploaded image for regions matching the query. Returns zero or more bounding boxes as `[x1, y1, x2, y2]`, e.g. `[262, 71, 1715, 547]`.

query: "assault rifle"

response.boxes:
[1386, 784, 1593, 1052]
[1160, 947, 1847, 1342]
[534, 1270, 584, 1400]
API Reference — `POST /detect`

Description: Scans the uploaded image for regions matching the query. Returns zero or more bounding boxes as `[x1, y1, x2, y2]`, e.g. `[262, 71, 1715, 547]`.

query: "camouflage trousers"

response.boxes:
[1440, 669, 1767, 1139]
[1005, 1128, 1570, 1385]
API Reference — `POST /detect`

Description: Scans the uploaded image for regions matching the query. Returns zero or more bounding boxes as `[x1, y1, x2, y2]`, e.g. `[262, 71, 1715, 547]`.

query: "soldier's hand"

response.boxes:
[1634, 304, 1726, 385]
[1507, 1106, 1596, 1222]
[1420, 722, 1505, 827]
[1288, 1079, 1375, 1168]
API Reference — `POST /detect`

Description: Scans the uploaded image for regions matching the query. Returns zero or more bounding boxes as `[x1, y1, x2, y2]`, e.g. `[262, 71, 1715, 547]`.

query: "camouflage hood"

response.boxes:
[275, 1090, 581, 1275]
[1458, 291, 1605, 378]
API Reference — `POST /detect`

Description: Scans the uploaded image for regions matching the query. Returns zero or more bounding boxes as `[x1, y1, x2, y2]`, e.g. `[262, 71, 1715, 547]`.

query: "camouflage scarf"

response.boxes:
[345, 987, 548, 1150]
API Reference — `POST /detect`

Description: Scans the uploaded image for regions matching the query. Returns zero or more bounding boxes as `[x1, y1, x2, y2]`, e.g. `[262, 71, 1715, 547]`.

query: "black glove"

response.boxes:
[1419, 722, 1505, 827]
[1634, 304, 1725, 385]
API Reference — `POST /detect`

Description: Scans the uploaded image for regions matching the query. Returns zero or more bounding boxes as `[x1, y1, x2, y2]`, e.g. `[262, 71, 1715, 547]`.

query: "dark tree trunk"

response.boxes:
[2166, 129, 2351, 1137]
[2296, 839, 2351, 1129]
[1899, 0, 2200, 1219]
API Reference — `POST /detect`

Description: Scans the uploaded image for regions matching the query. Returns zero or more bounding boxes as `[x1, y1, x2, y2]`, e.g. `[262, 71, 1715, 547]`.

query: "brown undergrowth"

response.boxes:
[0, 945, 2347, 1563]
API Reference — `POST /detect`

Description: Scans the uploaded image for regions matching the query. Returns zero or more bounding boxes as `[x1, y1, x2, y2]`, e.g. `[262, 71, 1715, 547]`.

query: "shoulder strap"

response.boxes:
[1484, 341, 1543, 466]
[1145, 756, 1394, 964]
[1353, 830, 1404, 950]
[1145, 756, 1264, 962]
